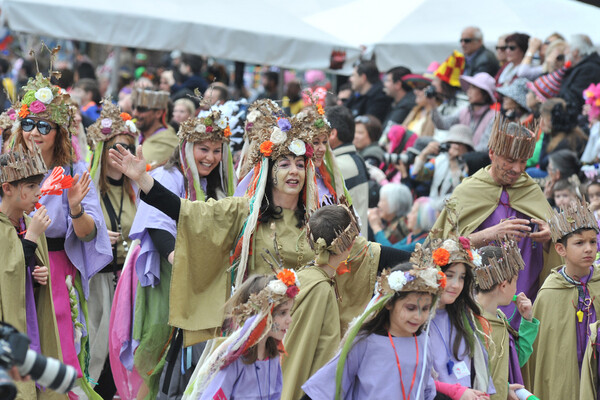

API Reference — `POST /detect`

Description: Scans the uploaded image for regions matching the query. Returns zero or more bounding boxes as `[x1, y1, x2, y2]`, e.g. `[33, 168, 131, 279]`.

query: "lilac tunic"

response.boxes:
[37, 161, 113, 297]
[200, 356, 282, 400]
[129, 166, 185, 287]
[507, 333, 523, 384]
[303, 333, 436, 400]
[475, 190, 544, 330]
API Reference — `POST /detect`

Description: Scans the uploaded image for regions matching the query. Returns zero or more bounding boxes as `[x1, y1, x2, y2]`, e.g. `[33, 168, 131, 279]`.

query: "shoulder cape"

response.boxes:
[580, 320, 600, 400]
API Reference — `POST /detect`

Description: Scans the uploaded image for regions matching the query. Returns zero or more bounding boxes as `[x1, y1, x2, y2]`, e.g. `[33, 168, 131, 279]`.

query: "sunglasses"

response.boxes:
[460, 38, 475, 44]
[21, 118, 57, 135]
[111, 143, 136, 154]
[507, 46, 518, 51]
[496, 46, 507, 51]
[133, 106, 151, 113]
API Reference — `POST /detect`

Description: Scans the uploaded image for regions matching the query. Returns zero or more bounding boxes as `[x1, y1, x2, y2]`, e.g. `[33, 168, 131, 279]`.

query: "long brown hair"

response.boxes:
[11, 123, 74, 168]
[98, 134, 136, 200]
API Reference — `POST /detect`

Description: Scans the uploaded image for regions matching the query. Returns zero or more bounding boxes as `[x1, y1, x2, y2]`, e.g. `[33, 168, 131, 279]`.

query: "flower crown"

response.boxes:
[0, 142, 47, 184]
[584, 82, 600, 121]
[15, 73, 73, 127]
[547, 197, 599, 242]
[87, 99, 138, 147]
[293, 93, 332, 141]
[378, 264, 446, 297]
[474, 238, 524, 290]
[178, 109, 232, 143]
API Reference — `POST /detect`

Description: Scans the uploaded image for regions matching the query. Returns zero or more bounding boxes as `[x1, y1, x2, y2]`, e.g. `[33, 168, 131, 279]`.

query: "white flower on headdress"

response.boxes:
[267, 279, 287, 295]
[270, 127, 287, 144]
[325, 118, 331, 128]
[247, 110, 261, 123]
[388, 271, 407, 291]
[101, 118, 112, 128]
[471, 250, 482, 267]
[195, 124, 207, 134]
[442, 239, 459, 253]
[288, 139, 306, 156]
[35, 88, 54, 104]
[125, 119, 137, 133]
[217, 116, 228, 129]
[420, 268, 439, 289]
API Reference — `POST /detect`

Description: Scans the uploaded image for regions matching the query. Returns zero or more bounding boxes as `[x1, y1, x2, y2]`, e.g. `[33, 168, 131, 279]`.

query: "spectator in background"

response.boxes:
[559, 34, 600, 113]
[381, 66, 415, 133]
[76, 60, 97, 81]
[172, 98, 196, 124]
[159, 69, 175, 93]
[517, 36, 567, 80]
[496, 33, 530, 87]
[581, 83, 600, 164]
[170, 54, 208, 96]
[353, 115, 385, 166]
[336, 82, 352, 106]
[71, 78, 102, 122]
[461, 26, 500, 77]
[256, 70, 279, 101]
[430, 51, 469, 121]
[283, 80, 303, 115]
[496, 78, 532, 123]
[496, 34, 509, 67]
[367, 183, 412, 245]
[201, 82, 229, 111]
[326, 105, 369, 236]
[345, 61, 391, 122]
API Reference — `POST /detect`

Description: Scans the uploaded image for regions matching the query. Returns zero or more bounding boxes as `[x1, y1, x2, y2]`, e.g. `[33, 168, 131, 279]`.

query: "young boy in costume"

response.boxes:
[525, 198, 600, 400]
[0, 144, 65, 399]
[281, 201, 360, 400]
[475, 240, 539, 400]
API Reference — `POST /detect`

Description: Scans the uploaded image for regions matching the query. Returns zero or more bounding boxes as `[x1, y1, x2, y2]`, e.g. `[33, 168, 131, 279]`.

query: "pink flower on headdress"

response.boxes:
[7, 108, 16, 120]
[29, 100, 46, 114]
[206, 126, 214, 133]
[458, 236, 471, 250]
[286, 285, 299, 298]
[305, 143, 314, 159]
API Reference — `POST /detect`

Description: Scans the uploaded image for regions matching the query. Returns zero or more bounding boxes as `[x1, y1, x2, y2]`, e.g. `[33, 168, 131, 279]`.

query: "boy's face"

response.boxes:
[588, 184, 600, 204]
[2, 181, 42, 214]
[554, 189, 576, 209]
[555, 229, 598, 270]
[499, 277, 518, 306]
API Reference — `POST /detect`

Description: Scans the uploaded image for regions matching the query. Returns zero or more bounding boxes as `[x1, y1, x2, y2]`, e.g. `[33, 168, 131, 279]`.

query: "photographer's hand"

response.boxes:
[8, 366, 30, 382]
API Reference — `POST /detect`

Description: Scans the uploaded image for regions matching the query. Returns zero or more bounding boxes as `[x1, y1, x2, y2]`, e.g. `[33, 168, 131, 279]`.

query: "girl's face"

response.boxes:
[406, 202, 420, 232]
[387, 292, 433, 337]
[173, 103, 192, 124]
[554, 189, 576, 209]
[352, 123, 371, 150]
[311, 134, 328, 168]
[193, 140, 222, 178]
[467, 85, 484, 104]
[440, 263, 466, 307]
[588, 184, 600, 204]
[271, 155, 306, 197]
[21, 117, 58, 157]
[269, 299, 293, 341]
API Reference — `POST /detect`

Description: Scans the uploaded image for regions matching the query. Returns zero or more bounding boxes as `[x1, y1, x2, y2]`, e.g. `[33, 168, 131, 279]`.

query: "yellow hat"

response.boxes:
[434, 50, 465, 88]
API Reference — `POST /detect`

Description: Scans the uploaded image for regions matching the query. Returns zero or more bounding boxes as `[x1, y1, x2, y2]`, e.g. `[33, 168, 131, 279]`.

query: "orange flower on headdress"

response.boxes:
[438, 271, 447, 289]
[260, 140, 273, 157]
[224, 126, 232, 137]
[316, 104, 325, 115]
[467, 249, 474, 261]
[433, 248, 450, 266]
[277, 269, 296, 286]
[19, 104, 29, 119]
[120, 112, 132, 121]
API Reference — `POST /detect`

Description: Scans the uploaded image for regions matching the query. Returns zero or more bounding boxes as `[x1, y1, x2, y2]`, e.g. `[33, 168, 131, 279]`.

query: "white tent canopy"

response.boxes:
[0, 0, 361, 71]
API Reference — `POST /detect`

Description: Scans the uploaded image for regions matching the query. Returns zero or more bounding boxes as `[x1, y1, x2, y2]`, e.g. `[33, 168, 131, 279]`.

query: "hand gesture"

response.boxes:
[108, 230, 121, 245]
[367, 208, 383, 232]
[459, 388, 489, 400]
[485, 218, 531, 242]
[515, 292, 533, 321]
[108, 145, 148, 184]
[528, 37, 543, 52]
[32, 266, 48, 285]
[589, 199, 600, 212]
[67, 172, 91, 211]
[421, 141, 440, 158]
[508, 383, 524, 400]
[25, 205, 51, 242]
[366, 163, 386, 184]
[529, 218, 551, 243]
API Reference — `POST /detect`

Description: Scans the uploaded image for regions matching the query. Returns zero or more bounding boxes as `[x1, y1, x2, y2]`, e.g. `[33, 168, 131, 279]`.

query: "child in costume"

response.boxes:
[525, 198, 600, 400]
[427, 201, 495, 400]
[184, 270, 299, 400]
[475, 241, 540, 400]
[281, 200, 360, 400]
[0, 143, 66, 399]
[552, 178, 580, 210]
[302, 258, 445, 400]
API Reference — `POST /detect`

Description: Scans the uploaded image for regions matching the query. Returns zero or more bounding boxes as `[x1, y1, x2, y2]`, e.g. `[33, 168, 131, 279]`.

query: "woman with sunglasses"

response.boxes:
[495, 33, 530, 88]
[10, 73, 112, 398]
[86, 100, 139, 399]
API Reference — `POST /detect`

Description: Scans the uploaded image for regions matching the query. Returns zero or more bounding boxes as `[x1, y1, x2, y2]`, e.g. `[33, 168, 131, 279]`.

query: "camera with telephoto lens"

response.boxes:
[0, 322, 77, 399]
[424, 85, 437, 99]
[438, 143, 450, 153]
[382, 152, 402, 166]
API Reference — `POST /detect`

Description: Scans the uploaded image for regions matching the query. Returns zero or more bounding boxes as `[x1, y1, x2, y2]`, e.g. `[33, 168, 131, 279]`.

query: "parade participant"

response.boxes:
[302, 260, 445, 399]
[580, 320, 600, 399]
[475, 241, 539, 400]
[10, 72, 112, 398]
[86, 100, 139, 398]
[430, 115, 560, 330]
[184, 270, 299, 399]
[526, 198, 600, 400]
[131, 88, 177, 165]
[0, 143, 65, 399]
[281, 201, 360, 400]
[426, 202, 495, 400]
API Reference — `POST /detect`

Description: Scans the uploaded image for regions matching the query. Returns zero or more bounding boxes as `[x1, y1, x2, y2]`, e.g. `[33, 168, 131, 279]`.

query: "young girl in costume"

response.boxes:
[112, 107, 235, 400]
[0, 143, 69, 399]
[302, 259, 445, 399]
[426, 202, 495, 400]
[526, 198, 600, 400]
[10, 72, 112, 398]
[86, 100, 138, 398]
[185, 270, 299, 399]
[475, 241, 539, 400]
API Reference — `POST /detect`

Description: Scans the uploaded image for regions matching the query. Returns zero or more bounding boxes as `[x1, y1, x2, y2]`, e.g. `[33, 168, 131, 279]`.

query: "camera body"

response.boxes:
[424, 85, 437, 99]
[0, 322, 76, 399]
[438, 143, 451, 153]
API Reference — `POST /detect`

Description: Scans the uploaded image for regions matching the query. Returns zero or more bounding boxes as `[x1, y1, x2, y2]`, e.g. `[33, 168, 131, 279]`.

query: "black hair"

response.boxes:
[258, 158, 306, 228]
[308, 205, 352, 250]
[73, 78, 101, 104]
[326, 105, 355, 144]
[181, 54, 204, 76]
[386, 66, 412, 92]
[356, 114, 382, 144]
[76, 61, 97, 81]
[557, 227, 598, 246]
[263, 71, 279, 86]
[208, 85, 229, 103]
[505, 33, 530, 54]
[356, 61, 380, 84]
[476, 246, 516, 293]
[53, 68, 74, 89]
[548, 149, 584, 181]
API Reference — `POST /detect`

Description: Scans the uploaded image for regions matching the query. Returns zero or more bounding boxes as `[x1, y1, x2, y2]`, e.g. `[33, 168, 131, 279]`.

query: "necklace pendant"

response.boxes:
[446, 360, 455, 375]
[577, 309, 584, 323]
